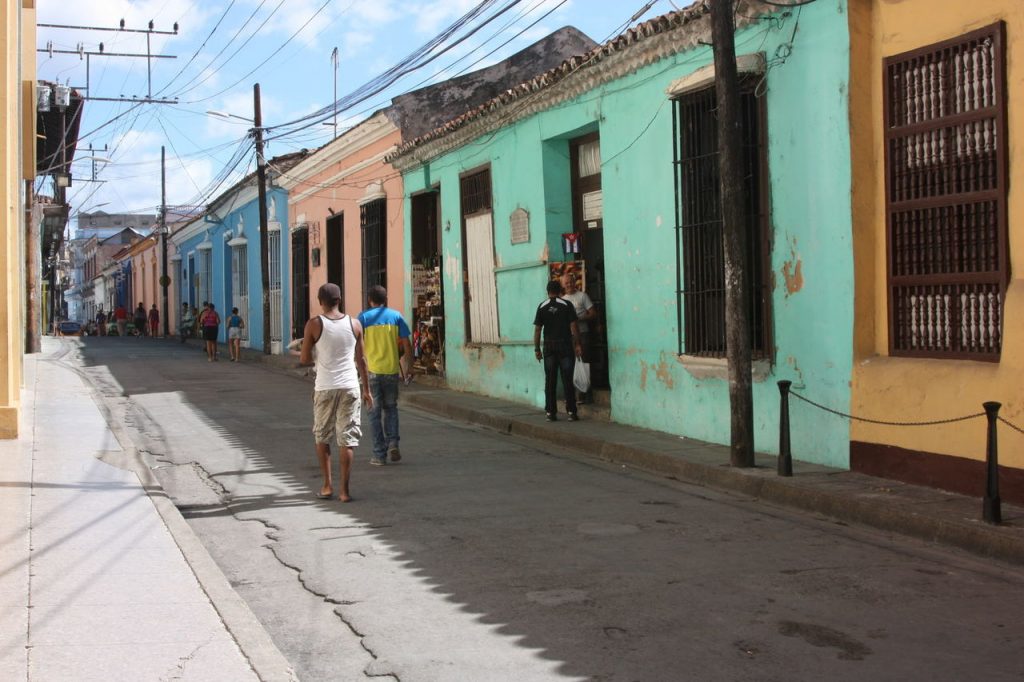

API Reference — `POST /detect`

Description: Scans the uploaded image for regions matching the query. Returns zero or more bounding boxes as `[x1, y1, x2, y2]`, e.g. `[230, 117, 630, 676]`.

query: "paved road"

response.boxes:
[75, 337, 1024, 682]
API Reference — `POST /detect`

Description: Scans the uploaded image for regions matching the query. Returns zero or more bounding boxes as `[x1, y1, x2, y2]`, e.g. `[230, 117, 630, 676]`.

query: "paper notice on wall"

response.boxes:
[582, 190, 603, 224]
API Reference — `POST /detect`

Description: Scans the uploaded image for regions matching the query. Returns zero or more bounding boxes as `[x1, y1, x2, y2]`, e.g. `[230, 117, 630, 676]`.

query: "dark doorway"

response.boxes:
[570, 133, 609, 390]
[291, 228, 310, 340]
[326, 213, 344, 302]
[411, 190, 444, 376]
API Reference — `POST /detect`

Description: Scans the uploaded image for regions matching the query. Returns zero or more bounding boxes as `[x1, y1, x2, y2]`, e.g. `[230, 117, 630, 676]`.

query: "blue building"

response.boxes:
[170, 151, 308, 351]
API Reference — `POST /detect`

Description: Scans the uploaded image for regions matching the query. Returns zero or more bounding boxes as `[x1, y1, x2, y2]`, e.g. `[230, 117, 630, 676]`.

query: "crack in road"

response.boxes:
[261, 544, 395, 680]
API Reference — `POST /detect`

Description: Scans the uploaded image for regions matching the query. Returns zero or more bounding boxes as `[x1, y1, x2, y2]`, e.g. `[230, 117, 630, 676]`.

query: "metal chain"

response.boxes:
[789, 390, 985, 427]
[998, 416, 1024, 437]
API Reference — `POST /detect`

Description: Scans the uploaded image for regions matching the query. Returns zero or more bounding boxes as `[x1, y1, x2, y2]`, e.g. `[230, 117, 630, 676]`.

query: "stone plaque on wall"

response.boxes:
[510, 208, 529, 244]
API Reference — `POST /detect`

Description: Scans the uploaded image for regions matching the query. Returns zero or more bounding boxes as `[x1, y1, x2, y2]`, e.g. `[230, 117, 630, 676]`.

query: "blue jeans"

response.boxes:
[543, 340, 577, 416]
[368, 373, 400, 460]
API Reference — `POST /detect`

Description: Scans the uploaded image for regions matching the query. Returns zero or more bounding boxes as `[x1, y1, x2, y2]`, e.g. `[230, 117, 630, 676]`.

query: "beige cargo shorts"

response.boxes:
[312, 387, 362, 447]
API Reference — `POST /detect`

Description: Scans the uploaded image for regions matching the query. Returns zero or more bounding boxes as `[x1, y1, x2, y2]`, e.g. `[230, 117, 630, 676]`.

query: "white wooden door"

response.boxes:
[465, 212, 499, 344]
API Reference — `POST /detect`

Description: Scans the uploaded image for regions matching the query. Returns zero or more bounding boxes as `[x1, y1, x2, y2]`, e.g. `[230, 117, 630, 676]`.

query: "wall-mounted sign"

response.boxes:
[510, 208, 530, 244]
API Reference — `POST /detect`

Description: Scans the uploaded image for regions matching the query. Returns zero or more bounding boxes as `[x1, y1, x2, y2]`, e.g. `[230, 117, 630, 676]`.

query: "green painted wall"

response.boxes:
[403, 1, 854, 468]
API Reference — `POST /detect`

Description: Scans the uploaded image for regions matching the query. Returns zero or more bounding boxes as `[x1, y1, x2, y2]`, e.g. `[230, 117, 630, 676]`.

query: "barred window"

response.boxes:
[361, 198, 387, 301]
[198, 248, 212, 306]
[885, 22, 1008, 360]
[672, 83, 771, 357]
[269, 230, 282, 343]
[231, 244, 249, 340]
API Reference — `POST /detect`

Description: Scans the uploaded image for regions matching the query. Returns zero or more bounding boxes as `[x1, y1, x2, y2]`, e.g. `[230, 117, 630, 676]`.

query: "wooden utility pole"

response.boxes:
[160, 145, 169, 337]
[709, 0, 754, 467]
[253, 83, 272, 355]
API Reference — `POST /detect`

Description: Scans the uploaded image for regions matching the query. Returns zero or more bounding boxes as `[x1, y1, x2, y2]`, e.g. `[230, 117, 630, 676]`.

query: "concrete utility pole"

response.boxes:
[253, 83, 272, 355]
[709, 0, 754, 468]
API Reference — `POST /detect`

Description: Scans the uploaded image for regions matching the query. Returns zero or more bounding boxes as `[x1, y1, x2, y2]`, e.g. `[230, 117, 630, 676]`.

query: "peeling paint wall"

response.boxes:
[402, 1, 854, 468]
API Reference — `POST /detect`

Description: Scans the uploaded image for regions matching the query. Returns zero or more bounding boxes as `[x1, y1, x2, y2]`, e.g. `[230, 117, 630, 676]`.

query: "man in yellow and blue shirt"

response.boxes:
[358, 285, 412, 465]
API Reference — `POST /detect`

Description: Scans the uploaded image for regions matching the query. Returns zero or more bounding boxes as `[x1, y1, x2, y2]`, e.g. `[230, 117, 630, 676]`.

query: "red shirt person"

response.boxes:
[148, 304, 160, 339]
[114, 305, 128, 337]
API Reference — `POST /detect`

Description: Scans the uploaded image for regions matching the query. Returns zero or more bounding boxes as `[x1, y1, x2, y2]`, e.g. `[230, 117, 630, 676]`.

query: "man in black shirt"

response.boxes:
[533, 280, 582, 421]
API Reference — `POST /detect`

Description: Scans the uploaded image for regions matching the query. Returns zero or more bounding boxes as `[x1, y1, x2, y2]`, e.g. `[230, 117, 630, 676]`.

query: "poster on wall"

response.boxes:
[549, 261, 585, 292]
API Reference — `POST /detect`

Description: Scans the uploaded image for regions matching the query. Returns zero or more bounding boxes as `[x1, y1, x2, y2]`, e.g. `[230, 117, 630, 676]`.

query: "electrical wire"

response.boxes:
[179, 0, 335, 105]
[154, 0, 239, 95]
[600, 0, 660, 43]
[257, 0, 567, 150]
[156, 114, 205, 197]
[166, 0, 288, 98]
[262, 0, 521, 136]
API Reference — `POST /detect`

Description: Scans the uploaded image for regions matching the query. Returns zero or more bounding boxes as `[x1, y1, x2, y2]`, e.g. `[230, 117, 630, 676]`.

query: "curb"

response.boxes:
[401, 389, 1024, 567]
[61, 348, 298, 682]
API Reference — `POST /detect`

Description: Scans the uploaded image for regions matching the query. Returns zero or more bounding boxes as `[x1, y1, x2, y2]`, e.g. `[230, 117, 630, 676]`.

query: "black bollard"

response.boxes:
[778, 380, 793, 477]
[982, 401, 1002, 525]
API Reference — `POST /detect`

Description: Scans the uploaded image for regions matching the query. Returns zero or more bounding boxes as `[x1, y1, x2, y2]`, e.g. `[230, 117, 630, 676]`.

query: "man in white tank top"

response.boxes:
[299, 283, 372, 502]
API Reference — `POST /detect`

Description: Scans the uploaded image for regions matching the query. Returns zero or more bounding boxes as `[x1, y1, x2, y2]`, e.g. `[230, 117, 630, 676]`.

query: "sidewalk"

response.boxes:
[0, 339, 294, 681]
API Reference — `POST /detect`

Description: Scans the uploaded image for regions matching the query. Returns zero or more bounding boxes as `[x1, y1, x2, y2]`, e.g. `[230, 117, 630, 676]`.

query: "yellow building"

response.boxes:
[849, 0, 1024, 502]
[1, 2, 36, 438]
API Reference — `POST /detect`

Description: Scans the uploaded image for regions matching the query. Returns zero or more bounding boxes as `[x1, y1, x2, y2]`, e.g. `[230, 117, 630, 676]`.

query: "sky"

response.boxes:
[36, 0, 680, 229]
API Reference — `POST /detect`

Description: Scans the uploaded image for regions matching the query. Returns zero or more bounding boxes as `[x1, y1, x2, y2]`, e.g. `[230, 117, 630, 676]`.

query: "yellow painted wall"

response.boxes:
[0, 2, 33, 438]
[850, 0, 1024, 467]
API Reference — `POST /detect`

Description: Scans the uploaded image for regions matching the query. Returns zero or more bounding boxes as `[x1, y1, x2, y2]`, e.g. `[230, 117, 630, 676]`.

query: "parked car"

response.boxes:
[58, 320, 82, 336]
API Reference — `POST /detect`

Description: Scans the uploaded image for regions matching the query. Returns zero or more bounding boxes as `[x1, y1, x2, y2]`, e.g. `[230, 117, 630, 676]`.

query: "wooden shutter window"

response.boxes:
[884, 22, 1008, 360]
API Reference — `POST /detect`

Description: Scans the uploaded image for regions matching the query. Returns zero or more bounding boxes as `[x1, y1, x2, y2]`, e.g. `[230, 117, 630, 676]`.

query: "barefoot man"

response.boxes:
[298, 283, 372, 502]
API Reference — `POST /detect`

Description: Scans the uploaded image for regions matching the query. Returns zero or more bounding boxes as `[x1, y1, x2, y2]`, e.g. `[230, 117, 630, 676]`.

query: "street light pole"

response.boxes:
[254, 83, 272, 355]
[160, 145, 169, 337]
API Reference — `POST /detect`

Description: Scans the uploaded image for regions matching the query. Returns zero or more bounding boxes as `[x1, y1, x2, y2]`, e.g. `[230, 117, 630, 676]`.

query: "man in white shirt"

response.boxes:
[561, 273, 596, 403]
[298, 283, 372, 502]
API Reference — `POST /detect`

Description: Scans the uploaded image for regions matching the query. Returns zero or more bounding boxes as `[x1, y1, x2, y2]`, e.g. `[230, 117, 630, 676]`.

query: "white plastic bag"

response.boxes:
[573, 358, 591, 393]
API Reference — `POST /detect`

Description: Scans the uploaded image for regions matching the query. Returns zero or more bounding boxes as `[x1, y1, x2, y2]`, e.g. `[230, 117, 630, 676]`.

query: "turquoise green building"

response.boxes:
[391, 2, 854, 468]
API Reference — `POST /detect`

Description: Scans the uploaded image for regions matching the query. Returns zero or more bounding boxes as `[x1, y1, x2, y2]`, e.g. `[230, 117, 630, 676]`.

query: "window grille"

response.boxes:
[885, 23, 1007, 360]
[360, 199, 387, 300]
[460, 170, 492, 216]
[199, 249, 212, 307]
[231, 244, 249, 340]
[269, 231, 282, 343]
[672, 83, 771, 357]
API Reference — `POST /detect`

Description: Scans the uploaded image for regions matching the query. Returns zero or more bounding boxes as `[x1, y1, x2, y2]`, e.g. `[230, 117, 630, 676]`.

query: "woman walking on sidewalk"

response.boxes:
[200, 303, 221, 361]
[227, 307, 245, 361]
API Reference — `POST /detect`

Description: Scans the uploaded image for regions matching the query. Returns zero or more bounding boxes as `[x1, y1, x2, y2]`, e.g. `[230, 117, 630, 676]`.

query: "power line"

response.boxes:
[170, 0, 305, 98]
[180, 0, 334, 104]
[154, 0, 238, 96]
[264, 0, 529, 140]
